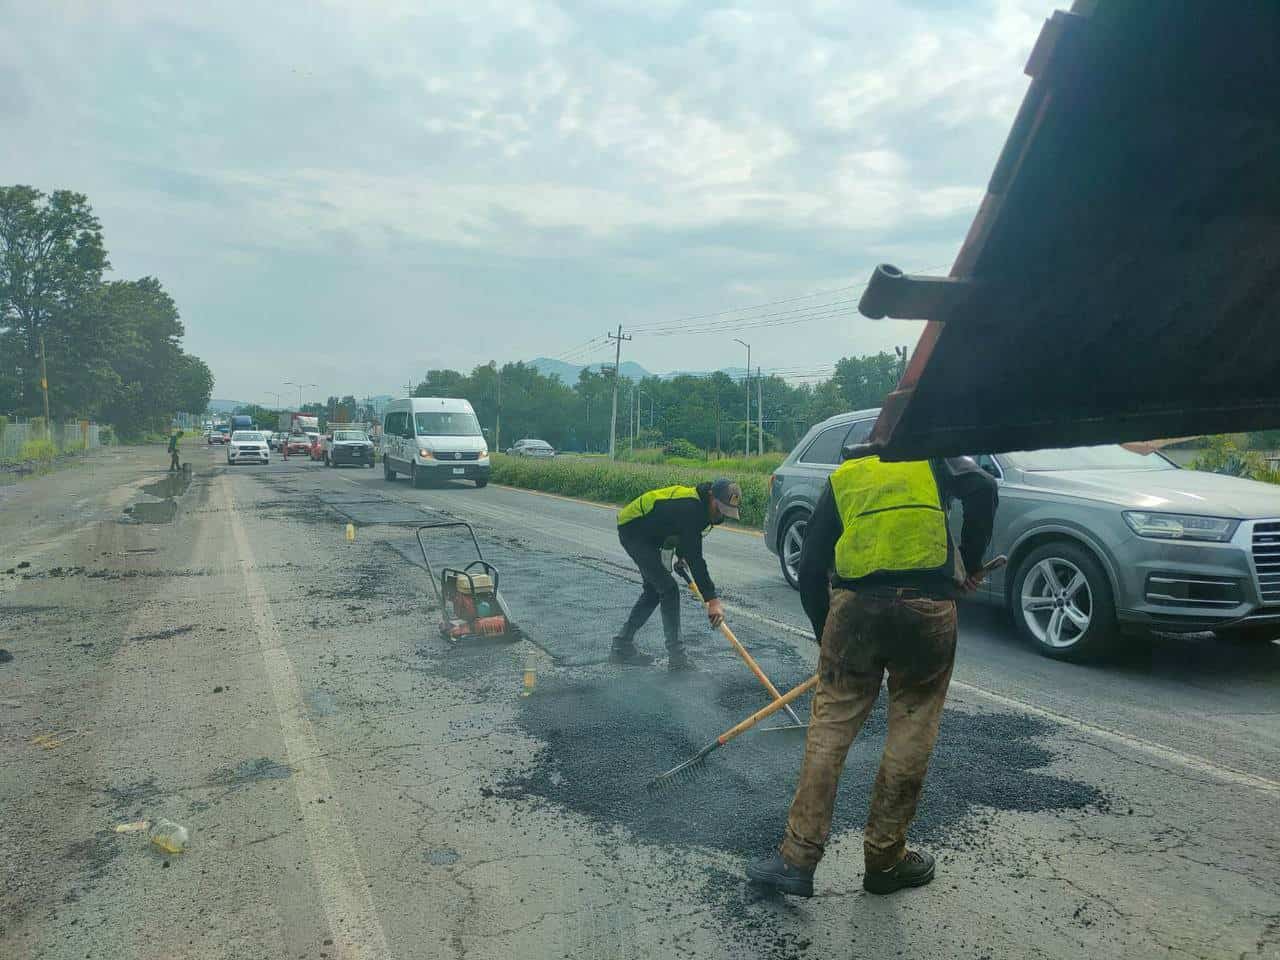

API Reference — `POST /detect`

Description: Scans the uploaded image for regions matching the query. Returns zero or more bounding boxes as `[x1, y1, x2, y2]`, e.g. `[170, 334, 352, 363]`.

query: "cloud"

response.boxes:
[1, 0, 1047, 400]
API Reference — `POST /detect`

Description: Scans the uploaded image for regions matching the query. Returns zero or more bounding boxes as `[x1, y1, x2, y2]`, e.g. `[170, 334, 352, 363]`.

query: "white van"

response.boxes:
[382, 397, 490, 488]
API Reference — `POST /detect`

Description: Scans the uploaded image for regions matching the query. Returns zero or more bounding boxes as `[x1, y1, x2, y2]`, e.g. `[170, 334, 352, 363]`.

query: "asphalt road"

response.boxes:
[2, 444, 1277, 960]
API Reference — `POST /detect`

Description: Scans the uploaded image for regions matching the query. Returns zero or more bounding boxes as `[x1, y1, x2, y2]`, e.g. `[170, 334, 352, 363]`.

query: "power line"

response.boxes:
[630, 281, 870, 330]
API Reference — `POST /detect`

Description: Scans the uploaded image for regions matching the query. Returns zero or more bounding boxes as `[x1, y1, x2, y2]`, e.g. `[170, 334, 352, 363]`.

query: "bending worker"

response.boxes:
[748, 448, 996, 896]
[611, 479, 742, 672]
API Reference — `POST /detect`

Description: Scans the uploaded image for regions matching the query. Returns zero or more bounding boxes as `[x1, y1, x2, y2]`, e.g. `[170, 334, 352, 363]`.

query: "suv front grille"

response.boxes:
[1252, 521, 1280, 603]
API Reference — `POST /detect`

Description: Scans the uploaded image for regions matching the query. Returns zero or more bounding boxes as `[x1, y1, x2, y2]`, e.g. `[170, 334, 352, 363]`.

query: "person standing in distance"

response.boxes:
[611, 479, 742, 672]
[747, 448, 996, 896]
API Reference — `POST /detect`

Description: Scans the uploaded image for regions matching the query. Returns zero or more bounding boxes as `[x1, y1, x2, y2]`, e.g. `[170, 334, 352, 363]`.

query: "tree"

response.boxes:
[0, 186, 108, 415]
[175, 354, 214, 416]
[96, 278, 186, 439]
[832, 352, 900, 410]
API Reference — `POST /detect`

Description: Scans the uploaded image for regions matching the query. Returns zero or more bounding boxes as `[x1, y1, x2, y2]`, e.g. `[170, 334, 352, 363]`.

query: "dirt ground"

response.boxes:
[1, 445, 1277, 960]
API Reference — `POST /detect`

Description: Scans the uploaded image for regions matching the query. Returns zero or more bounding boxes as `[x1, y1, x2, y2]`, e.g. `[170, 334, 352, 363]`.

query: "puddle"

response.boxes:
[124, 471, 193, 523]
[141, 472, 192, 500]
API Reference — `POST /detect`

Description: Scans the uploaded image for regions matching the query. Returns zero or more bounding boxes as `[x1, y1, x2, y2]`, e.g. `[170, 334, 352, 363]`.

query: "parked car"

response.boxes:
[324, 429, 375, 468]
[507, 439, 556, 458]
[764, 409, 1280, 660]
[227, 430, 270, 466]
[285, 433, 311, 456]
[381, 396, 489, 488]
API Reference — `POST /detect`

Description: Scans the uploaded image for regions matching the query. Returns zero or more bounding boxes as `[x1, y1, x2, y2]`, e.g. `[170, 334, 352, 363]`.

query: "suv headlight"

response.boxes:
[418, 447, 434, 460]
[1123, 511, 1239, 543]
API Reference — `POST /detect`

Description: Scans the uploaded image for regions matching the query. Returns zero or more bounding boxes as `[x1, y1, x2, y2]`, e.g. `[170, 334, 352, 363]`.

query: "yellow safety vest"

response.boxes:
[618, 485, 700, 527]
[831, 456, 948, 580]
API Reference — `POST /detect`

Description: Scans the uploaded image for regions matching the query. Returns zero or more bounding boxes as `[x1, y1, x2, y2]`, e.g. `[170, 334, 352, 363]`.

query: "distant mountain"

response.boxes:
[529, 357, 652, 383]
[207, 398, 247, 413]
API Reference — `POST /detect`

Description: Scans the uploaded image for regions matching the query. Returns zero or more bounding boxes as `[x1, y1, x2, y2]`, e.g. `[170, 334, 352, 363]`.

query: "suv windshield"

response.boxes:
[333, 431, 367, 442]
[415, 411, 481, 437]
[1006, 445, 1178, 472]
[231, 431, 263, 442]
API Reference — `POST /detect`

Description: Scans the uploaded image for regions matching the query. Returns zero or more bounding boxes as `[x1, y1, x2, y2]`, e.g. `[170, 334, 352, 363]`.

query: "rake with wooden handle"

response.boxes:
[672, 560, 806, 730]
[646, 673, 820, 792]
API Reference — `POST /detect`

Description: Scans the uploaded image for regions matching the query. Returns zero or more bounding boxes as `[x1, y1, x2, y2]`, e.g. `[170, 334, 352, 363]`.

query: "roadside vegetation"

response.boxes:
[0, 185, 214, 441]
[1188, 434, 1280, 484]
[491, 454, 771, 528]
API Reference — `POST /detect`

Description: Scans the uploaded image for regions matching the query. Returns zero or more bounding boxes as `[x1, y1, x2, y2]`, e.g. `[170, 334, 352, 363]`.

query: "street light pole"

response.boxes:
[733, 338, 750, 457]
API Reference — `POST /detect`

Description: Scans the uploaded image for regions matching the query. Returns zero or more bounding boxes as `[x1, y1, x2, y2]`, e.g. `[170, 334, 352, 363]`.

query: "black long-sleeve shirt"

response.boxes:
[797, 457, 997, 640]
[618, 488, 718, 600]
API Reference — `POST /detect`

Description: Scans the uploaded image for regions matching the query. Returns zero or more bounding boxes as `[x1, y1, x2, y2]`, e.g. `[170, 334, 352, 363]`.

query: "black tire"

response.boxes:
[1010, 541, 1117, 661]
[383, 457, 396, 481]
[475, 479, 488, 488]
[411, 463, 424, 489]
[1214, 624, 1280, 646]
[777, 511, 810, 590]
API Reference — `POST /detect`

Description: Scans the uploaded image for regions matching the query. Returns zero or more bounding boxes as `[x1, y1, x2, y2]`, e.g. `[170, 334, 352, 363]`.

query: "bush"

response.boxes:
[491, 454, 770, 527]
[1190, 435, 1280, 484]
[663, 438, 701, 460]
[19, 438, 57, 464]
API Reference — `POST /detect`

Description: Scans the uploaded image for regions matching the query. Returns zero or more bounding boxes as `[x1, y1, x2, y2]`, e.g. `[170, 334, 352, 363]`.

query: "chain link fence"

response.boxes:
[0, 417, 109, 463]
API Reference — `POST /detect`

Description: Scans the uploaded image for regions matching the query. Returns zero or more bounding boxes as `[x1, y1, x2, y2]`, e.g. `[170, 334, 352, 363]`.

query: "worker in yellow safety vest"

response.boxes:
[747, 449, 997, 897]
[612, 479, 742, 672]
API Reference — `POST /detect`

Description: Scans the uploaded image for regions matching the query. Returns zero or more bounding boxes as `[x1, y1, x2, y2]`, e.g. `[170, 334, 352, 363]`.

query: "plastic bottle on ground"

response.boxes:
[149, 818, 190, 854]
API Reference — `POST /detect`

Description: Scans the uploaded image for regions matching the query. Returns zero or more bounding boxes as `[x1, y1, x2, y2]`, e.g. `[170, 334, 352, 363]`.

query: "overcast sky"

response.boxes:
[2, 0, 1048, 405]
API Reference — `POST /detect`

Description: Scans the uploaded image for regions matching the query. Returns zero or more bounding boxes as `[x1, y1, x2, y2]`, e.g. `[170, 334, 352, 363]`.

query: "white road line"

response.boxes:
[222, 473, 392, 960]
[334, 470, 1280, 797]
[741, 607, 1280, 796]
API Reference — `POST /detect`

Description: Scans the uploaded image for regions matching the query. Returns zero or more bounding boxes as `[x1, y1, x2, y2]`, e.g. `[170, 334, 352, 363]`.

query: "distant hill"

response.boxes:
[529, 357, 652, 383]
[207, 398, 247, 413]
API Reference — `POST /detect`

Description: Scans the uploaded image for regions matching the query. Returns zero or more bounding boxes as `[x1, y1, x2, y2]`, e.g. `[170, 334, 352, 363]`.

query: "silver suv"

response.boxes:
[764, 410, 1280, 660]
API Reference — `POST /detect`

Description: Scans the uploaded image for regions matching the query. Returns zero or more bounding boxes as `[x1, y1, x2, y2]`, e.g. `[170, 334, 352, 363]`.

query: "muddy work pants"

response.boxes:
[169, 450, 180, 472]
[781, 589, 957, 872]
[614, 533, 682, 654]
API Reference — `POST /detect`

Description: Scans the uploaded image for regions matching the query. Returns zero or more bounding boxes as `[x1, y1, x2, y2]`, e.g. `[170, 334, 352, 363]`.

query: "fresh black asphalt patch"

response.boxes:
[500, 670, 1109, 859]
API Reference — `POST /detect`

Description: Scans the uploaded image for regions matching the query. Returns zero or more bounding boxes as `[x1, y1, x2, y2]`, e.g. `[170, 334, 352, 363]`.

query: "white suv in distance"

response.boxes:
[227, 431, 270, 466]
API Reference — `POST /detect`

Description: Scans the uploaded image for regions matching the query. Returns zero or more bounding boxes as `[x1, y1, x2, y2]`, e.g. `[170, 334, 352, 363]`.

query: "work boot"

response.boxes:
[666, 650, 697, 673]
[608, 642, 654, 666]
[863, 850, 936, 895]
[745, 851, 814, 898]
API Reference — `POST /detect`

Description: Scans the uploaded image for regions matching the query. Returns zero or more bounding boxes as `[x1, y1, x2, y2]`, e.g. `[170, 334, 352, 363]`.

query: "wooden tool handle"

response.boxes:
[718, 674, 819, 745]
[719, 621, 785, 700]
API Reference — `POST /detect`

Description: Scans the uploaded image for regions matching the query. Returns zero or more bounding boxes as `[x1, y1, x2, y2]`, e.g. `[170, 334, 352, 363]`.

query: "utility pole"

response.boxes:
[606, 325, 630, 460]
[733, 338, 750, 457]
[757, 365, 763, 456]
[495, 364, 502, 452]
[38, 335, 50, 431]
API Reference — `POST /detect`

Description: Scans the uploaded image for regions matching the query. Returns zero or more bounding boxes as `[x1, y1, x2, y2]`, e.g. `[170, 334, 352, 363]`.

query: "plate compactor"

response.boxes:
[416, 521, 517, 642]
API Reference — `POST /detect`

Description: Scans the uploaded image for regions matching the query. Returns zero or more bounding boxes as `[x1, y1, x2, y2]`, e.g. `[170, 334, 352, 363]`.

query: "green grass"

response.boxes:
[490, 454, 770, 527]
[614, 447, 784, 474]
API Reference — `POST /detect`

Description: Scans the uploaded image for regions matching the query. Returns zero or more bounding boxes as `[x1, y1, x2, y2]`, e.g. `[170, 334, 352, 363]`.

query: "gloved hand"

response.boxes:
[706, 597, 725, 628]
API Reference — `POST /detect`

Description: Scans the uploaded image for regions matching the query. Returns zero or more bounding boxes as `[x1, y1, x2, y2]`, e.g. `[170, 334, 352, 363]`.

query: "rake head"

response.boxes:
[645, 739, 720, 793]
